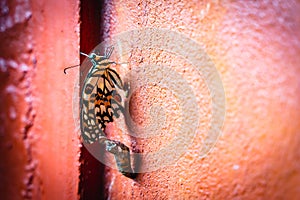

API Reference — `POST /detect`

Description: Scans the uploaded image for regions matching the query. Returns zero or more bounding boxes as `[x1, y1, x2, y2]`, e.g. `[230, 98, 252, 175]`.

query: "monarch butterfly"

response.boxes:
[65, 46, 135, 178]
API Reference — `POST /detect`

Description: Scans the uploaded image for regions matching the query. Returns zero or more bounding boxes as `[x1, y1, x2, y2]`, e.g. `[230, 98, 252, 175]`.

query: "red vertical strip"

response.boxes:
[79, 0, 106, 199]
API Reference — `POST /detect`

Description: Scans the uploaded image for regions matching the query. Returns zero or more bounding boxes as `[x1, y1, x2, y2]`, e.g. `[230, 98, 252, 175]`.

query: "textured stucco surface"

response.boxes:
[101, 0, 300, 199]
[1, 0, 299, 199]
[0, 0, 80, 199]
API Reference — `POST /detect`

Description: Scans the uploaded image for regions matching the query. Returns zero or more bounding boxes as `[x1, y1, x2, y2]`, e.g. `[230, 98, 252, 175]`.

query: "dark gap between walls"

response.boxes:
[79, 0, 106, 199]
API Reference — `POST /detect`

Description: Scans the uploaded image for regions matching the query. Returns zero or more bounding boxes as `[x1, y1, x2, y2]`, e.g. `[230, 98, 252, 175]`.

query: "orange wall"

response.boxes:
[0, 0, 299, 199]
[102, 0, 300, 199]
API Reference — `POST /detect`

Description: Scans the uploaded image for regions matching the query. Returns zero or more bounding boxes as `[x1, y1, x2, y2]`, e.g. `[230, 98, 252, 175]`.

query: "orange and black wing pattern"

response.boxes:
[79, 48, 135, 178]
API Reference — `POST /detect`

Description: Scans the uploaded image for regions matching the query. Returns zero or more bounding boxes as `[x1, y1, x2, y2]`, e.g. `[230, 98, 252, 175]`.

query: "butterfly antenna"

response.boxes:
[80, 52, 89, 57]
[64, 52, 93, 74]
[63, 64, 80, 74]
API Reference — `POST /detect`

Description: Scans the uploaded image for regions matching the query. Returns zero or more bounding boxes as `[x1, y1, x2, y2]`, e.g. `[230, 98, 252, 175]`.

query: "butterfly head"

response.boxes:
[81, 52, 113, 67]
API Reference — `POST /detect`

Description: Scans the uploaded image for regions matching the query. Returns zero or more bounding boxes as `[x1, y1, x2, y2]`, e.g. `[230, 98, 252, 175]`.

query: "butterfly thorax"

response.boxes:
[91, 54, 116, 68]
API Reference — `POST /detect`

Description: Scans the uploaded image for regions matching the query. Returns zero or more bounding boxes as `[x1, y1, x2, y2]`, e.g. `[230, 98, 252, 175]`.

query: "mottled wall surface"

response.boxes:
[0, 0, 299, 200]
[0, 0, 80, 199]
[102, 0, 300, 199]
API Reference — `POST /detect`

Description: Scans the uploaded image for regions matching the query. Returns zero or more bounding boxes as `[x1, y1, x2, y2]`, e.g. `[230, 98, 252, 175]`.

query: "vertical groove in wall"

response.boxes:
[79, 0, 106, 199]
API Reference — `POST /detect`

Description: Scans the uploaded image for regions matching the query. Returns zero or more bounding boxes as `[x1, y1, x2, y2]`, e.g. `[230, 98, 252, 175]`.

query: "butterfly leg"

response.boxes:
[123, 81, 130, 98]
